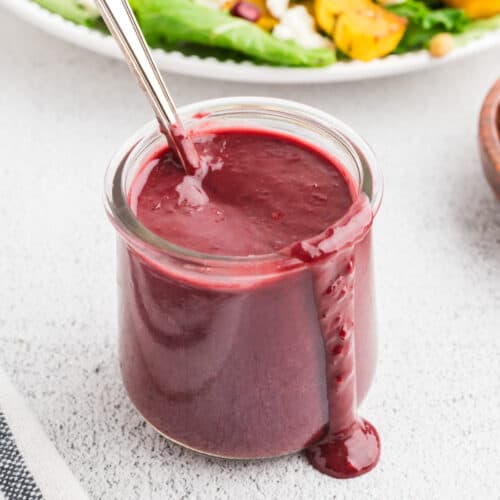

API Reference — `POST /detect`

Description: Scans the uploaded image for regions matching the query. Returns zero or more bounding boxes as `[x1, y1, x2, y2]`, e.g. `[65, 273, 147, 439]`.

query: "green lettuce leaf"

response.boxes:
[130, 0, 335, 67]
[32, 0, 100, 26]
[387, 0, 469, 52]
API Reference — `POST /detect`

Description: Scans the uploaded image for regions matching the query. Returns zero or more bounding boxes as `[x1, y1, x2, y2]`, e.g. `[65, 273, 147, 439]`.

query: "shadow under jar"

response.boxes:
[104, 98, 383, 478]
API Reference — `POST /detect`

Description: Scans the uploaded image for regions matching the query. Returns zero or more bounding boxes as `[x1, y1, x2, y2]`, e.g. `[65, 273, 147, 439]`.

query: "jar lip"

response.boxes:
[104, 97, 383, 266]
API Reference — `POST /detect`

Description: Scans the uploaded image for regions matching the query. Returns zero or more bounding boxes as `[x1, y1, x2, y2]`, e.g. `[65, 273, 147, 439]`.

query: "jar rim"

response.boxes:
[104, 97, 383, 268]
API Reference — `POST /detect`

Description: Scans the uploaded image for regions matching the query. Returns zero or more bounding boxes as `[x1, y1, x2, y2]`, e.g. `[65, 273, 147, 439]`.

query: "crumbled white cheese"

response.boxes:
[266, 0, 289, 19]
[272, 6, 332, 49]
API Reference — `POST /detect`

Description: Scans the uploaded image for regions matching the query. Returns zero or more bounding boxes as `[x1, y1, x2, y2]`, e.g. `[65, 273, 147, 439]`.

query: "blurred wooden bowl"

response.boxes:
[479, 80, 500, 199]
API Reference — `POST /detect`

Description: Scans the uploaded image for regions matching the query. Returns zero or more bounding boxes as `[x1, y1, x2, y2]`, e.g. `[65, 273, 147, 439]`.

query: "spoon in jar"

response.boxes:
[94, 0, 198, 175]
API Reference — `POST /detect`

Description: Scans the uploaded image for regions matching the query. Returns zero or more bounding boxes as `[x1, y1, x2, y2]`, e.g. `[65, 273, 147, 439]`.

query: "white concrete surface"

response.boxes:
[1, 7, 499, 499]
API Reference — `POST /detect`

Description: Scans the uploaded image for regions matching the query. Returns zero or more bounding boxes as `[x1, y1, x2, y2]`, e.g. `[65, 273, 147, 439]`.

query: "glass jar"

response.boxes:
[104, 97, 383, 460]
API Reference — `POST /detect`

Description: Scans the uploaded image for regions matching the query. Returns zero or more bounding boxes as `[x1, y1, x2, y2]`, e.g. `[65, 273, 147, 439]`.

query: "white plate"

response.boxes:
[4, 0, 500, 83]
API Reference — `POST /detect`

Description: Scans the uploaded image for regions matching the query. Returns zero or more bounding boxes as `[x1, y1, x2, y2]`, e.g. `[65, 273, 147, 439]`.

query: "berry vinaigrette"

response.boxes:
[106, 100, 382, 480]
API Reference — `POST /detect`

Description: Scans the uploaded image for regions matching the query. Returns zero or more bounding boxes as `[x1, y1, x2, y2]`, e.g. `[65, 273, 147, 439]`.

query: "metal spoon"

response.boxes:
[94, 0, 197, 175]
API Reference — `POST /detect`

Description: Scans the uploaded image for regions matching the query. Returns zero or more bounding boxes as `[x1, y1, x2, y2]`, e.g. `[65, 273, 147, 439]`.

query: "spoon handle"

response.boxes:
[95, 0, 193, 170]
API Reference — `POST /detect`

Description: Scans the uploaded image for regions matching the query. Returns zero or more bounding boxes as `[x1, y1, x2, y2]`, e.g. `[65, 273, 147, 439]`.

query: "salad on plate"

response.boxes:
[33, 0, 500, 66]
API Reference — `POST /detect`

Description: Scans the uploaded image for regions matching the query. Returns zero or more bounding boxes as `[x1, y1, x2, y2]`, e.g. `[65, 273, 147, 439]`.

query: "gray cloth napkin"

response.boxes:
[0, 366, 89, 500]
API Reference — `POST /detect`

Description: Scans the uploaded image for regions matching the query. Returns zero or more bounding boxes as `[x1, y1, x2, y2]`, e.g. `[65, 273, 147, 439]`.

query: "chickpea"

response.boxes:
[429, 33, 454, 58]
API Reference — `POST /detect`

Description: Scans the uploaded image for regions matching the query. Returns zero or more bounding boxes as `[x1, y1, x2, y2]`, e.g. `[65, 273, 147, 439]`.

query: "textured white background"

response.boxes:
[1, 7, 500, 500]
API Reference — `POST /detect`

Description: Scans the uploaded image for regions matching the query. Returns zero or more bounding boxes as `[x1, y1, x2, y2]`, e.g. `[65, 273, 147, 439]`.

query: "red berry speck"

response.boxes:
[230, 1, 261, 22]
